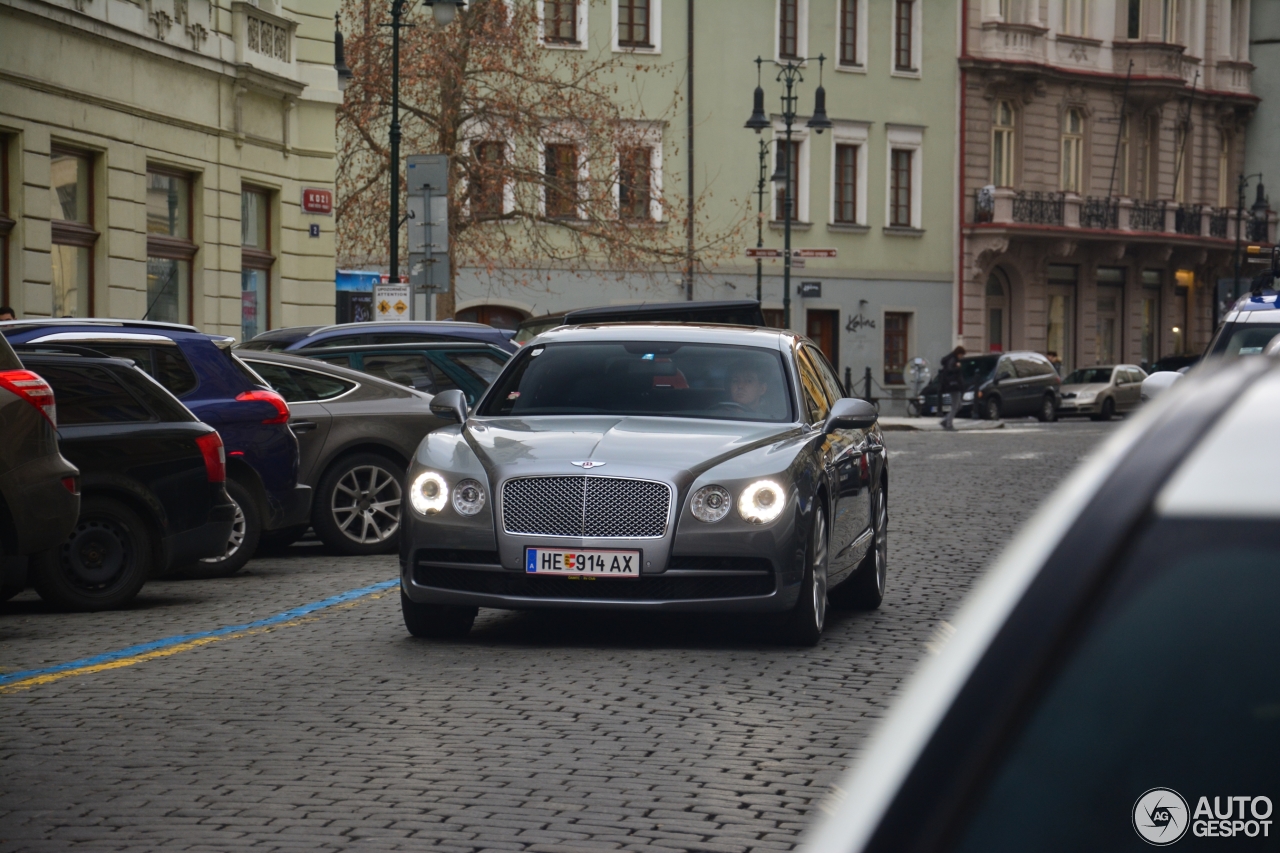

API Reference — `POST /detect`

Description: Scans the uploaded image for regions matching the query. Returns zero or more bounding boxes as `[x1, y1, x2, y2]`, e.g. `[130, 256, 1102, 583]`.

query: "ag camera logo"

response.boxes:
[1134, 788, 1190, 846]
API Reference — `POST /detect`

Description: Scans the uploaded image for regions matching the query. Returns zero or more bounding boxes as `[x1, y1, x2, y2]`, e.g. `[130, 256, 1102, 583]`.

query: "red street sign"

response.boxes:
[792, 248, 838, 258]
[745, 247, 783, 258]
[302, 188, 333, 215]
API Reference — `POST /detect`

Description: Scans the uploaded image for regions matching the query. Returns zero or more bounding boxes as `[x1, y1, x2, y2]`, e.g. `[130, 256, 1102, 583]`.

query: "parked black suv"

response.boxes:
[920, 351, 1061, 421]
[17, 347, 235, 610]
[0, 336, 80, 600]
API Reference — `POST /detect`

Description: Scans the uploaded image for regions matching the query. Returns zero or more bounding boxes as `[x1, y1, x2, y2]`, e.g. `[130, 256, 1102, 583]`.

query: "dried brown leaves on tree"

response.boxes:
[336, 0, 743, 316]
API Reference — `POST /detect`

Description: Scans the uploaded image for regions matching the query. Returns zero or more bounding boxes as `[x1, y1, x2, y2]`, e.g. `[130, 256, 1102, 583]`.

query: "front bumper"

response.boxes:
[1058, 400, 1098, 415]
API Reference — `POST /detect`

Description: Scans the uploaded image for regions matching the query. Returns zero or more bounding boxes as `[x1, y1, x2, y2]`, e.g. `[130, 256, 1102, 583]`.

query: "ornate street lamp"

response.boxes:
[1232, 172, 1266, 307]
[745, 55, 831, 329]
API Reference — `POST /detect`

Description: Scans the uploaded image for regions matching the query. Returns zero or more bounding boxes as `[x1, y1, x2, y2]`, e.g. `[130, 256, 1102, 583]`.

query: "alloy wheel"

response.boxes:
[201, 496, 246, 563]
[62, 518, 131, 589]
[331, 464, 403, 544]
[873, 492, 888, 596]
[811, 508, 829, 632]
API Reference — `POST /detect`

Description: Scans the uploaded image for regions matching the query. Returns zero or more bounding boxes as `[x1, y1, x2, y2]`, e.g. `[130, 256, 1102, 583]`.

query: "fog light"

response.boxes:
[410, 471, 448, 515]
[738, 480, 785, 524]
[452, 479, 486, 516]
[691, 485, 731, 523]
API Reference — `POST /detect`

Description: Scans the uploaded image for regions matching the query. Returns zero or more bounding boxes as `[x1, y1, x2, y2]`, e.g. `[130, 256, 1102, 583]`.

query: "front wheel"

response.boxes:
[314, 454, 405, 556]
[784, 506, 828, 646]
[1038, 394, 1059, 422]
[31, 497, 152, 611]
[401, 591, 477, 639]
[1091, 397, 1115, 422]
[984, 396, 1002, 421]
[832, 486, 887, 610]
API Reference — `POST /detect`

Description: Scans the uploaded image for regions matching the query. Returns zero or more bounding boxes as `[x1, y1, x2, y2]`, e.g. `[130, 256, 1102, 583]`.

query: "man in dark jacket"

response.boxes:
[939, 345, 966, 430]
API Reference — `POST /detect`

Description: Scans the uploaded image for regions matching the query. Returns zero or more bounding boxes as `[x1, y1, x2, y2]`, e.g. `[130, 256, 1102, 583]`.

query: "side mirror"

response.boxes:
[824, 397, 878, 433]
[429, 388, 468, 423]
[1140, 371, 1182, 402]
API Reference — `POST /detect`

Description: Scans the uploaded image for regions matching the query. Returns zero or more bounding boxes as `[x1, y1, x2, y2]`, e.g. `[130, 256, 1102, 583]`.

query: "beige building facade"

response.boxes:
[961, 0, 1272, 372]
[0, 0, 341, 340]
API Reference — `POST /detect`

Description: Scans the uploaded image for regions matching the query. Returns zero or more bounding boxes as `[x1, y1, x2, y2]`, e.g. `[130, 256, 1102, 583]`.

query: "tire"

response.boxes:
[783, 505, 829, 646]
[984, 396, 1002, 421]
[313, 453, 405, 556]
[401, 590, 477, 639]
[178, 479, 261, 579]
[1091, 397, 1115, 422]
[30, 497, 152, 611]
[1038, 394, 1059, 423]
[831, 486, 888, 611]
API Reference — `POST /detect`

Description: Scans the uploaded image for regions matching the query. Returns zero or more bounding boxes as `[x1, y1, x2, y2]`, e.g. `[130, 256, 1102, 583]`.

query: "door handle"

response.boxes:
[291, 421, 317, 434]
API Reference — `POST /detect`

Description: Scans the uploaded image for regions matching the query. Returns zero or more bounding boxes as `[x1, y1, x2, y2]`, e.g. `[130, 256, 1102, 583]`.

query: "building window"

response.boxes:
[779, 0, 800, 59]
[50, 149, 96, 318]
[1229, 0, 1246, 59]
[1145, 114, 1160, 201]
[0, 136, 11, 311]
[986, 271, 1008, 353]
[545, 144, 579, 219]
[545, 1, 579, 44]
[618, 146, 652, 221]
[1128, 0, 1142, 39]
[839, 0, 858, 65]
[1141, 269, 1161, 365]
[894, 0, 915, 71]
[1062, 0, 1087, 35]
[890, 149, 913, 227]
[617, 0, 651, 47]
[884, 312, 909, 385]
[1173, 124, 1189, 203]
[992, 100, 1015, 187]
[1119, 114, 1131, 196]
[834, 144, 858, 224]
[1047, 264, 1077, 372]
[1218, 132, 1231, 208]
[1161, 0, 1177, 42]
[241, 187, 273, 342]
[775, 140, 801, 221]
[1061, 109, 1084, 193]
[470, 141, 506, 219]
[145, 170, 196, 324]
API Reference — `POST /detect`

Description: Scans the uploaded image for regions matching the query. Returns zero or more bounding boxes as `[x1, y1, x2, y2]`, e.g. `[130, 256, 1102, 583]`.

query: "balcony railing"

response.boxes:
[1209, 209, 1229, 239]
[1175, 205, 1202, 236]
[1130, 200, 1167, 232]
[1081, 197, 1119, 230]
[1012, 191, 1064, 226]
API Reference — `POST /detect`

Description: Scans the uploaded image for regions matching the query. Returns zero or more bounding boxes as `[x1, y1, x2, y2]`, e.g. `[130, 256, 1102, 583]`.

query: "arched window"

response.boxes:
[992, 100, 1015, 187]
[1061, 109, 1084, 193]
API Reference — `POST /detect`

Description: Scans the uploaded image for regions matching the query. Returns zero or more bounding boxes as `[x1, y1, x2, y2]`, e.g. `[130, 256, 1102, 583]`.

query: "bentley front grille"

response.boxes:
[501, 476, 671, 538]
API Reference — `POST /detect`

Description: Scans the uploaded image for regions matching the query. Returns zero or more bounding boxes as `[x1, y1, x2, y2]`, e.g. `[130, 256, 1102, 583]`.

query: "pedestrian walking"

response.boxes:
[1046, 351, 1063, 376]
[939, 345, 966, 430]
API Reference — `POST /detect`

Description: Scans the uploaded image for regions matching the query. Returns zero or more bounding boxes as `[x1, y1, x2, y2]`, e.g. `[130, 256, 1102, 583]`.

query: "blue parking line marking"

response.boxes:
[0, 579, 398, 687]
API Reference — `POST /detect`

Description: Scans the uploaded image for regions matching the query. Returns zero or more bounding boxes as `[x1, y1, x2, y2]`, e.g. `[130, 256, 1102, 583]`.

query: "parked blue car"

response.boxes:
[236, 321, 518, 354]
[1, 319, 309, 577]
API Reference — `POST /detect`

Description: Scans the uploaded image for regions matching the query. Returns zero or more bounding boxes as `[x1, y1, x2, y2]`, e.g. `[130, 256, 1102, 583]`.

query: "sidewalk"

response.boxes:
[878, 416, 1004, 432]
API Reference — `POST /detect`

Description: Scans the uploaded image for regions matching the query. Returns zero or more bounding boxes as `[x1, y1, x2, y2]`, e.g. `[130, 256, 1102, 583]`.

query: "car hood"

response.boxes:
[1061, 382, 1110, 394]
[463, 415, 801, 479]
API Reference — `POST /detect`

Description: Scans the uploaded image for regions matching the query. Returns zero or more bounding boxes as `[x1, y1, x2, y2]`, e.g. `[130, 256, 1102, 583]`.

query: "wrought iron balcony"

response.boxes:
[1081, 197, 1118, 230]
[1130, 200, 1166, 232]
[1209, 208, 1229, 239]
[1175, 205, 1202, 236]
[1012, 191, 1064, 226]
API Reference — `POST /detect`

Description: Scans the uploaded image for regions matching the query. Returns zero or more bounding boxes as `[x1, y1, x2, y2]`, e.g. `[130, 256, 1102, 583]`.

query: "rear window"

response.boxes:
[85, 343, 198, 397]
[227, 353, 269, 389]
[35, 363, 155, 425]
[247, 361, 356, 403]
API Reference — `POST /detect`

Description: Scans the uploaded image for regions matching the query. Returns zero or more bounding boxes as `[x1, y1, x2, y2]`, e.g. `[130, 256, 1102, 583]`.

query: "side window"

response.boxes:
[359, 352, 460, 394]
[309, 335, 366, 349]
[795, 347, 832, 424]
[86, 344, 153, 373]
[287, 366, 354, 401]
[1013, 356, 1039, 378]
[442, 351, 507, 386]
[997, 357, 1016, 379]
[35, 364, 154, 425]
[309, 353, 353, 369]
[246, 361, 309, 403]
[152, 347, 198, 397]
[806, 344, 847, 403]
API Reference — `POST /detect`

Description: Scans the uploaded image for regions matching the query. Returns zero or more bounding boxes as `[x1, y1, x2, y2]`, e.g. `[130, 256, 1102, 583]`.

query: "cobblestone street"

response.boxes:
[0, 421, 1116, 853]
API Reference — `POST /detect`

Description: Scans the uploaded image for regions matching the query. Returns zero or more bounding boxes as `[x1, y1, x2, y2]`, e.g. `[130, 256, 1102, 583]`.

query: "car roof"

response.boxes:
[563, 299, 762, 321]
[532, 322, 797, 348]
[0, 317, 200, 333]
[303, 321, 501, 337]
[803, 354, 1277, 853]
[2, 321, 232, 345]
[237, 349, 431, 397]
[296, 341, 507, 354]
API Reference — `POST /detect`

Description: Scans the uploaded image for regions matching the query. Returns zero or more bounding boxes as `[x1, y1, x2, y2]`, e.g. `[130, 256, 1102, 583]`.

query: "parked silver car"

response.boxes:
[1056, 364, 1146, 420]
[398, 324, 889, 645]
[239, 352, 447, 555]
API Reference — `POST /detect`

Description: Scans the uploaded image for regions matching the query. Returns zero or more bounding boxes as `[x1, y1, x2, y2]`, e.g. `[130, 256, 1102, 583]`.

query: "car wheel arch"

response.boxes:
[315, 443, 410, 487]
[225, 458, 269, 524]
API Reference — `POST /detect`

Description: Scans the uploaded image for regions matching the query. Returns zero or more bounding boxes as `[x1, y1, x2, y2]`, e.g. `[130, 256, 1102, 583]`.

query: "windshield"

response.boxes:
[1208, 321, 1280, 358]
[478, 341, 793, 422]
[1063, 367, 1113, 385]
[962, 356, 999, 380]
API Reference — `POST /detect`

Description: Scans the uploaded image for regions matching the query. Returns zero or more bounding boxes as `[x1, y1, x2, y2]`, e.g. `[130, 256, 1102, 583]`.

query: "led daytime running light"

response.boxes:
[738, 479, 785, 524]
[410, 471, 449, 515]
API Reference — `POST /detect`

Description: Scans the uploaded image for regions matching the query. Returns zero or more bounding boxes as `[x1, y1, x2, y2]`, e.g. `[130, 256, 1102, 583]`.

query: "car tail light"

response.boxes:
[235, 389, 290, 424]
[61, 476, 80, 495]
[0, 369, 57, 427]
[195, 432, 227, 483]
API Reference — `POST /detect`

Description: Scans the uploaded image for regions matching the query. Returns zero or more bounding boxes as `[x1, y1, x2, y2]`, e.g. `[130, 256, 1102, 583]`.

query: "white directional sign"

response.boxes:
[374, 284, 412, 322]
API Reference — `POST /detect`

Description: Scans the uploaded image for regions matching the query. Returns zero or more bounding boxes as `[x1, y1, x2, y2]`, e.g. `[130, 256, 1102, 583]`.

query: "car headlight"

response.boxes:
[409, 471, 448, 515]
[961, 391, 974, 402]
[738, 479, 785, 524]
[1076, 392, 1096, 403]
[452, 479, 486, 516]
[691, 485, 731, 523]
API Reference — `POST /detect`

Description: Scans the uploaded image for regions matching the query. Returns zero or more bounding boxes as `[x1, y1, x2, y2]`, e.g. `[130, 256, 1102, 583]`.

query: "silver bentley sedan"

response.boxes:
[398, 324, 888, 645]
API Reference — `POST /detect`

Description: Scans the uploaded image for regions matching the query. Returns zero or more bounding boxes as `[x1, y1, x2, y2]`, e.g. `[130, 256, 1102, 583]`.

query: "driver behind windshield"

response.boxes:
[729, 364, 771, 412]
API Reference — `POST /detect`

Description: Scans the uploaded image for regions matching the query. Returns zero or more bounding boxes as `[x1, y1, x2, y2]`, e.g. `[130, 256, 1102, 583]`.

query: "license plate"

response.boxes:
[525, 548, 641, 578]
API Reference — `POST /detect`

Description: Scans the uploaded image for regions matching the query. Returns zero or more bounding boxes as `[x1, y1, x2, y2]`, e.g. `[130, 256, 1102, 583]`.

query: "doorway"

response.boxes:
[806, 309, 839, 368]
[1046, 264, 1078, 372]
[986, 270, 1010, 353]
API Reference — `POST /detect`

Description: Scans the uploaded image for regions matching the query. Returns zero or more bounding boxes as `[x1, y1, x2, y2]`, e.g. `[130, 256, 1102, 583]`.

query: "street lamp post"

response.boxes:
[745, 55, 831, 329]
[1232, 172, 1266, 305]
[385, 1, 464, 285]
[755, 137, 771, 304]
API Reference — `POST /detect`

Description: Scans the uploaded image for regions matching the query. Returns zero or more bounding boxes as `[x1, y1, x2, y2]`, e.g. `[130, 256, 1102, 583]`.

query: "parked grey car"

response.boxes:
[399, 324, 889, 645]
[238, 352, 447, 556]
[1057, 364, 1147, 420]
